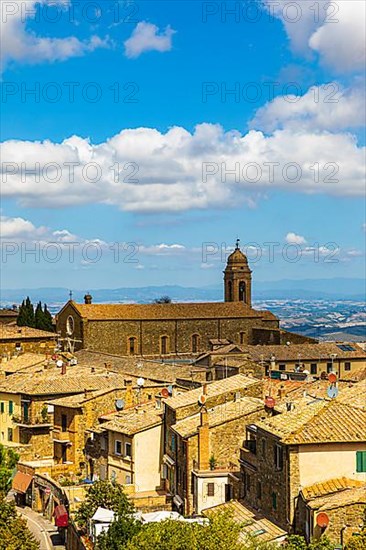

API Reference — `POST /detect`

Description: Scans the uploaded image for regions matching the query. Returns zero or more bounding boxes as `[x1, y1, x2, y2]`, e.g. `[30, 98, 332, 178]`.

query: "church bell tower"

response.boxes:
[224, 239, 252, 306]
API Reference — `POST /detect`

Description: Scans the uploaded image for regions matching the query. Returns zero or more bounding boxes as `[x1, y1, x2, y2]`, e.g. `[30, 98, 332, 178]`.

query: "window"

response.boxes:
[272, 492, 277, 510]
[115, 440, 122, 455]
[274, 444, 283, 470]
[240, 332, 245, 345]
[191, 334, 200, 353]
[61, 414, 67, 432]
[125, 475, 131, 485]
[7, 428, 13, 442]
[345, 362, 351, 371]
[161, 336, 169, 355]
[256, 481, 262, 500]
[125, 442, 132, 458]
[279, 363, 286, 371]
[239, 281, 246, 303]
[9, 401, 14, 414]
[207, 483, 215, 496]
[170, 433, 176, 452]
[66, 315, 74, 336]
[356, 451, 366, 472]
[128, 337, 137, 355]
[327, 362, 333, 373]
[245, 430, 257, 454]
[100, 437, 107, 451]
[310, 363, 317, 375]
[0, 403, 4, 414]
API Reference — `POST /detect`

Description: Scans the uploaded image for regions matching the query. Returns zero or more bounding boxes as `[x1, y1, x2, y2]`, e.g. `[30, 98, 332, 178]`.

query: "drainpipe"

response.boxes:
[185, 439, 190, 516]
[340, 525, 349, 548]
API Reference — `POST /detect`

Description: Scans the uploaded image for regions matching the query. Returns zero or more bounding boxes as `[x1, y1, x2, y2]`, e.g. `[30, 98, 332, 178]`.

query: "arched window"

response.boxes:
[239, 281, 246, 303]
[192, 334, 200, 353]
[128, 337, 137, 355]
[161, 336, 169, 355]
[228, 281, 233, 301]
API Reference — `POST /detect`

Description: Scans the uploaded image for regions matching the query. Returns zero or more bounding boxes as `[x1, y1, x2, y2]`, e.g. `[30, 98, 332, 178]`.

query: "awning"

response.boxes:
[54, 504, 69, 528]
[12, 471, 33, 493]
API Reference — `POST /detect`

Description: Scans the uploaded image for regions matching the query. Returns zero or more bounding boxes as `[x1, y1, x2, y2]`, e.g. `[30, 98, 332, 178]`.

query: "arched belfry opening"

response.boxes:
[224, 239, 252, 306]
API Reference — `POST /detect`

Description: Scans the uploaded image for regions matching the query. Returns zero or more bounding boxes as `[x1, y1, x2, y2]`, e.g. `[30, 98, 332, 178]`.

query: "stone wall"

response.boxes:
[57, 302, 279, 356]
[0, 339, 56, 355]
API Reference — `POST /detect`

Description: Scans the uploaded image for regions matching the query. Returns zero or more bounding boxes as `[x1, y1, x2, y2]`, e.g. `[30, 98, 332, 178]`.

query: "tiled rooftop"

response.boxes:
[203, 500, 287, 544]
[302, 477, 365, 501]
[0, 353, 47, 373]
[0, 370, 135, 396]
[164, 374, 260, 410]
[97, 404, 163, 435]
[171, 396, 264, 438]
[256, 398, 366, 444]
[247, 342, 366, 361]
[0, 325, 56, 340]
[69, 301, 277, 321]
[75, 349, 206, 384]
[305, 485, 366, 510]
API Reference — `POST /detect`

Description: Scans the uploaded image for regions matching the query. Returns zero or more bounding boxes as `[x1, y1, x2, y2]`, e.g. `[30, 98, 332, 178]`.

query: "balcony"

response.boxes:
[53, 430, 72, 444]
[240, 447, 258, 470]
[12, 414, 52, 429]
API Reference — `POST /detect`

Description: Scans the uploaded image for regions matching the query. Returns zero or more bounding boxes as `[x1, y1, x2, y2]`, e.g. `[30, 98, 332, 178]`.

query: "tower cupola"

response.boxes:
[224, 239, 252, 306]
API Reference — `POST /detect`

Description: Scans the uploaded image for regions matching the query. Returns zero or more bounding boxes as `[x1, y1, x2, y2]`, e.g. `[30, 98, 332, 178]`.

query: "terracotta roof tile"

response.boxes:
[257, 399, 366, 444]
[0, 325, 56, 340]
[0, 353, 46, 373]
[302, 477, 365, 500]
[98, 404, 163, 436]
[164, 374, 260, 410]
[70, 301, 277, 321]
[247, 342, 366, 361]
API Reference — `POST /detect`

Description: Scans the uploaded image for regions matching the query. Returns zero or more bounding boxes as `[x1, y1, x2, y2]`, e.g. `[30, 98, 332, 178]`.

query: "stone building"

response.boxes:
[296, 477, 366, 546]
[0, 307, 18, 325]
[162, 374, 265, 515]
[0, 325, 56, 355]
[239, 386, 366, 532]
[56, 243, 280, 356]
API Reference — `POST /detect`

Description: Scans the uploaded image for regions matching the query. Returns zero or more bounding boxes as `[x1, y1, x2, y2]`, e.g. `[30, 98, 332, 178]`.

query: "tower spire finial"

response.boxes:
[235, 238, 240, 250]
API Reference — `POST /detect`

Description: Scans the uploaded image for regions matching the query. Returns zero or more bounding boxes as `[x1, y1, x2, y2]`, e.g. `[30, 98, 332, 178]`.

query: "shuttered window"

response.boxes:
[356, 451, 366, 472]
[9, 401, 14, 414]
[207, 483, 215, 496]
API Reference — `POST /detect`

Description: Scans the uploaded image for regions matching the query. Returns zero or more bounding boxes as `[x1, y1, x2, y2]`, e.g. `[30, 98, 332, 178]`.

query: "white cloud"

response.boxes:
[251, 83, 365, 133]
[263, 0, 366, 73]
[1, 124, 364, 213]
[285, 232, 307, 245]
[0, 0, 109, 73]
[124, 21, 175, 58]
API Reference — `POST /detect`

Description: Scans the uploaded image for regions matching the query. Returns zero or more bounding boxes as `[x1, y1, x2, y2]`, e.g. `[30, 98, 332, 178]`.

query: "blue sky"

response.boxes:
[1, 0, 365, 290]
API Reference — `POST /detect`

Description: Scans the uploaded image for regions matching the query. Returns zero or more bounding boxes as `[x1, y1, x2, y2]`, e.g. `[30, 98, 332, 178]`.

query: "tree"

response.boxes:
[284, 535, 336, 550]
[42, 304, 53, 331]
[75, 480, 133, 531]
[126, 511, 249, 550]
[97, 513, 141, 550]
[153, 296, 172, 304]
[34, 302, 43, 330]
[0, 444, 19, 494]
[0, 498, 39, 550]
[17, 297, 35, 328]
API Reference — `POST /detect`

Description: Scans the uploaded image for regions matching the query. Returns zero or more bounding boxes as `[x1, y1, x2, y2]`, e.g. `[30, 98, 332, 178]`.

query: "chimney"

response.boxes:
[84, 293, 92, 304]
[197, 407, 210, 470]
[278, 386, 286, 400]
[202, 383, 207, 395]
[61, 362, 66, 376]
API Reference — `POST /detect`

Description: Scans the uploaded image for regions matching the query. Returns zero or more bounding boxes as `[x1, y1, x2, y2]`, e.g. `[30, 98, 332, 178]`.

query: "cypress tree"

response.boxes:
[43, 304, 53, 332]
[34, 302, 43, 330]
[25, 297, 35, 327]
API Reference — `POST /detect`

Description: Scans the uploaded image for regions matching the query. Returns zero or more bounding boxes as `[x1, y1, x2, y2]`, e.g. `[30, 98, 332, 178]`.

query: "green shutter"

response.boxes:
[0, 402, 4, 414]
[356, 451, 366, 473]
[9, 401, 13, 414]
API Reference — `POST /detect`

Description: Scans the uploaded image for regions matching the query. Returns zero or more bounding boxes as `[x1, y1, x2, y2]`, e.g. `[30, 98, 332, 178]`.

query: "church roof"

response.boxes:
[68, 301, 277, 321]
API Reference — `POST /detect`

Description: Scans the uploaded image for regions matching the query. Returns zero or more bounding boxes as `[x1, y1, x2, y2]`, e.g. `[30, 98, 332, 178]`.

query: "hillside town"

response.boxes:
[0, 244, 365, 549]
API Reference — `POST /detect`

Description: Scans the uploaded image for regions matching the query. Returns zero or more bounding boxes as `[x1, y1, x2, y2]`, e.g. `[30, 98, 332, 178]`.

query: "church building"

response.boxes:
[56, 241, 281, 356]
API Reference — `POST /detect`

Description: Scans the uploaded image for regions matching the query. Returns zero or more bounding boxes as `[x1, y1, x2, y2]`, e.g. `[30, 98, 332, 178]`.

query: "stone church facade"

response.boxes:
[56, 242, 280, 356]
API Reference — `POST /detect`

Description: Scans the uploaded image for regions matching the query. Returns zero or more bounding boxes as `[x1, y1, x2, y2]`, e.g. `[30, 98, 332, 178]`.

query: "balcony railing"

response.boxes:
[12, 414, 52, 427]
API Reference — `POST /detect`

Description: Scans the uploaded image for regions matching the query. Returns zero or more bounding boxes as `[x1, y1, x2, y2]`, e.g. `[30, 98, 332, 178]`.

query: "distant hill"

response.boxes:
[1, 278, 364, 306]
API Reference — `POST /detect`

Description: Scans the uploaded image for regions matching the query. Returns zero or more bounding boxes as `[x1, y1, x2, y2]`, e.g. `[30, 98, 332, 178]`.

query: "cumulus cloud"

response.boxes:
[1, 124, 365, 213]
[0, 0, 109, 73]
[124, 21, 175, 58]
[250, 83, 365, 133]
[263, 0, 365, 73]
[285, 232, 307, 245]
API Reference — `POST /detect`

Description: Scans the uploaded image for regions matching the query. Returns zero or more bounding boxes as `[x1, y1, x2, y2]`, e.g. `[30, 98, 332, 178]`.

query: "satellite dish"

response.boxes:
[56, 360, 63, 368]
[137, 377, 145, 387]
[167, 385, 173, 395]
[328, 372, 337, 384]
[327, 385, 339, 399]
[198, 394, 206, 406]
[316, 512, 330, 528]
[115, 399, 125, 411]
[161, 388, 169, 398]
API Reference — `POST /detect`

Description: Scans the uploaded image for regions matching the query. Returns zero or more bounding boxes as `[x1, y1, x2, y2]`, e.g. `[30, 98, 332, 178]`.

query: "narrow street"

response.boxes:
[16, 506, 65, 550]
